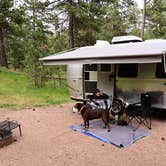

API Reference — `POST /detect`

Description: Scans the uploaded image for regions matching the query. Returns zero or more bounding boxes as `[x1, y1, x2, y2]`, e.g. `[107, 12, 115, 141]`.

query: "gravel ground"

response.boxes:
[0, 103, 166, 166]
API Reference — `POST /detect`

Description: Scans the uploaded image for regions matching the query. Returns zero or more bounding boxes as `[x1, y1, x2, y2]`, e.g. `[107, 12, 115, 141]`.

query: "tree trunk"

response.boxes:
[68, 0, 75, 48]
[0, 28, 8, 68]
[13, 52, 17, 71]
[141, 0, 147, 40]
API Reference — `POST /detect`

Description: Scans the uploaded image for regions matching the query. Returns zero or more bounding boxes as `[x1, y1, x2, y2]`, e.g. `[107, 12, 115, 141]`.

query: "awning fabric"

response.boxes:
[40, 39, 166, 65]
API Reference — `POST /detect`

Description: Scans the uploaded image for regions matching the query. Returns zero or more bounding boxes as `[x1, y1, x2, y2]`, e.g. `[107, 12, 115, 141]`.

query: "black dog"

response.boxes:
[74, 103, 110, 132]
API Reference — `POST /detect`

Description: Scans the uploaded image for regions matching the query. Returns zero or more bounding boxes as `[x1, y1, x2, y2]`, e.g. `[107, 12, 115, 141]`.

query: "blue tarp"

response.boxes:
[69, 120, 150, 148]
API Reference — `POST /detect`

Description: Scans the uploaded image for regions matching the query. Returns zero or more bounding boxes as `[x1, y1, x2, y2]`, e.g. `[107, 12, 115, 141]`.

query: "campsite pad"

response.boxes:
[69, 120, 150, 148]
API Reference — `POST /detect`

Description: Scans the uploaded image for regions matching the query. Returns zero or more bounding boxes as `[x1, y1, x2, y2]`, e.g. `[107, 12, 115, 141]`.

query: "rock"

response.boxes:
[161, 137, 165, 141]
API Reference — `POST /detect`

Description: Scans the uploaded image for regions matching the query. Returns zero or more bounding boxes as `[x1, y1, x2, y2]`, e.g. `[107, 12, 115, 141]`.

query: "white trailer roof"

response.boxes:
[40, 39, 166, 65]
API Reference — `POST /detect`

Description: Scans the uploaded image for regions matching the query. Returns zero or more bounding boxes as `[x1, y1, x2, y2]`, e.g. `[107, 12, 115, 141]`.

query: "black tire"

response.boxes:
[111, 98, 124, 116]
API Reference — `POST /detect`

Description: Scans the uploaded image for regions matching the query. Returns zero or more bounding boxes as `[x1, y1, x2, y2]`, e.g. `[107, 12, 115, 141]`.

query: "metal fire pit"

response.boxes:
[0, 120, 22, 148]
[0, 129, 13, 148]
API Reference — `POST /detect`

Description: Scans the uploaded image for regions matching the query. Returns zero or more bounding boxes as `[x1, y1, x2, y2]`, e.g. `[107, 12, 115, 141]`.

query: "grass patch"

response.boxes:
[0, 103, 17, 108]
[0, 67, 70, 111]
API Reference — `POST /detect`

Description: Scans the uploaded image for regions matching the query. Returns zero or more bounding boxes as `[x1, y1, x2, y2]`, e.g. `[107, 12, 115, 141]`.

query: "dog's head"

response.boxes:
[73, 102, 85, 112]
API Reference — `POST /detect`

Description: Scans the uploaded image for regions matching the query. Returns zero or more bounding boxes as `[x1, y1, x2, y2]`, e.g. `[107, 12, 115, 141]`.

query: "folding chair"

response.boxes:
[125, 93, 152, 130]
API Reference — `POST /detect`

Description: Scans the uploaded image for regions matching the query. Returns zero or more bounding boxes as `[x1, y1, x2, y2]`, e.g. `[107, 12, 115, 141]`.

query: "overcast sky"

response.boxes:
[135, 0, 144, 9]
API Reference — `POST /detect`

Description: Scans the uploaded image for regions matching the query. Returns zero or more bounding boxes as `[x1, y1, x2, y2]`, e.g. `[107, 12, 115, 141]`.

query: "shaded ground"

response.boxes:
[0, 103, 166, 166]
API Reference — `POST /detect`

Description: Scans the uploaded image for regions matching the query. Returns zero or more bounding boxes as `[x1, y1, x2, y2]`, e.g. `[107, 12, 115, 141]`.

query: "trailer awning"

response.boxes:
[40, 39, 166, 65]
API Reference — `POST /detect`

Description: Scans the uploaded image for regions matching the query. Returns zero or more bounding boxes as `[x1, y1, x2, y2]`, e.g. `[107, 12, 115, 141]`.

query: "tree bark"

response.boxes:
[0, 28, 8, 68]
[141, 0, 150, 40]
[68, 0, 75, 48]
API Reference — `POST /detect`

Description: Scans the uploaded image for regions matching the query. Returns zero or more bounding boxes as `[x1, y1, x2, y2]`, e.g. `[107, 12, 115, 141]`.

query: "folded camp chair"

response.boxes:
[125, 93, 152, 130]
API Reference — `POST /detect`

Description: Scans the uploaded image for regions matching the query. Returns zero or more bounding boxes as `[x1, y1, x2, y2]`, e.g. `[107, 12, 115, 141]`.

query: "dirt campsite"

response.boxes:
[0, 103, 166, 166]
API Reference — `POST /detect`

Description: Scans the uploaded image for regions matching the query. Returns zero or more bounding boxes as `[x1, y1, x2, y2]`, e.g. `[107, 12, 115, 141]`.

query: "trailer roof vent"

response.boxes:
[111, 35, 143, 44]
[94, 40, 110, 47]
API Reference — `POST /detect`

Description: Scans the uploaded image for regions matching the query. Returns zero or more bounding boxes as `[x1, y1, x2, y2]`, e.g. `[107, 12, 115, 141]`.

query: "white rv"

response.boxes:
[40, 36, 166, 113]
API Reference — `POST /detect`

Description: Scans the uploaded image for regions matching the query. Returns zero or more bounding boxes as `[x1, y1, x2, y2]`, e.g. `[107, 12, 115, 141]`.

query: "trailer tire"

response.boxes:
[111, 98, 124, 116]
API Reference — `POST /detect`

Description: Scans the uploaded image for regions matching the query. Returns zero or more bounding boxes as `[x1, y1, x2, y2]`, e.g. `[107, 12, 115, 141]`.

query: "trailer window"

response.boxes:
[118, 64, 138, 77]
[85, 82, 97, 93]
[84, 64, 97, 71]
[156, 63, 166, 78]
[100, 64, 111, 72]
[84, 72, 89, 80]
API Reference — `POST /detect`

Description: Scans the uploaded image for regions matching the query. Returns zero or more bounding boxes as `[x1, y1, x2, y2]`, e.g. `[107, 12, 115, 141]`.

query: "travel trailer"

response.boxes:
[40, 36, 166, 114]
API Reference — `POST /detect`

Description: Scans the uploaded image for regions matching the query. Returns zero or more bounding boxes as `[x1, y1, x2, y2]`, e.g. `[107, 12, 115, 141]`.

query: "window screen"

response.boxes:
[84, 72, 89, 80]
[84, 64, 97, 71]
[100, 64, 111, 72]
[84, 81, 97, 93]
[118, 64, 138, 77]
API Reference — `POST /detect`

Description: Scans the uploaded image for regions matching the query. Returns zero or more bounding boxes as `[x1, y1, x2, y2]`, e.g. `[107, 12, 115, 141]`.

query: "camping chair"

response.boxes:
[125, 93, 152, 130]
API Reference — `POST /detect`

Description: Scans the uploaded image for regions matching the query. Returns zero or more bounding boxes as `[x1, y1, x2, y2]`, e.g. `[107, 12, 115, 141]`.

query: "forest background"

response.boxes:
[0, 0, 166, 110]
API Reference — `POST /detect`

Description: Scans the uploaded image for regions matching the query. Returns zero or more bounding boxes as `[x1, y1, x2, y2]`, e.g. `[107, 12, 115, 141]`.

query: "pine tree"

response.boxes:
[146, 0, 166, 39]
[0, 0, 25, 68]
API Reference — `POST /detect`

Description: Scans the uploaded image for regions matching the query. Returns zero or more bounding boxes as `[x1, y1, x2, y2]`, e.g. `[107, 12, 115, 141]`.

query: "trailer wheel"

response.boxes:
[111, 98, 124, 115]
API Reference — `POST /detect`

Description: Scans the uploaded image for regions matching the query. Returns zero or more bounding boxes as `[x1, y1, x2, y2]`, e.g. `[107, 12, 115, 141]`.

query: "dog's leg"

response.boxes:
[102, 116, 107, 129]
[88, 120, 90, 128]
[83, 120, 87, 129]
[106, 115, 111, 132]
[84, 120, 89, 131]
[107, 122, 111, 132]
[87, 120, 89, 129]
[102, 115, 110, 132]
